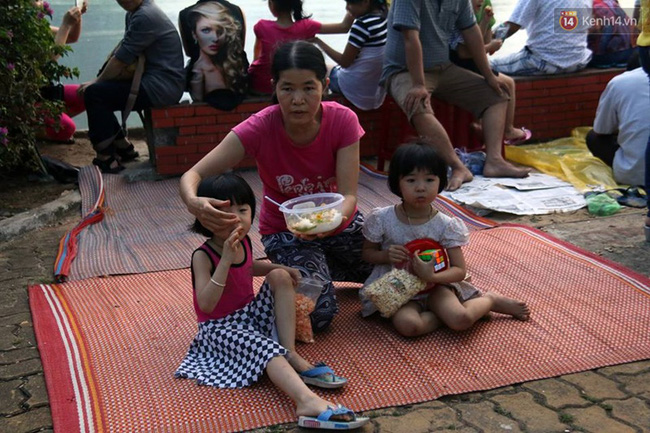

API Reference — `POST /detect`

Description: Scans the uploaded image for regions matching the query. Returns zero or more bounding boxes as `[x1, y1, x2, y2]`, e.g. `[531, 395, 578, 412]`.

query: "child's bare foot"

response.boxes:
[447, 165, 474, 191]
[483, 159, 531, 178]
[485, 292, 530, 321]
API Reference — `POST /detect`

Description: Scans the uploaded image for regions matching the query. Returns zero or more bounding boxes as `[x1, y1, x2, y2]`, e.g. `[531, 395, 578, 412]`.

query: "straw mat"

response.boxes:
[30, 224, 650, 433]
[67, 168, 494, 281]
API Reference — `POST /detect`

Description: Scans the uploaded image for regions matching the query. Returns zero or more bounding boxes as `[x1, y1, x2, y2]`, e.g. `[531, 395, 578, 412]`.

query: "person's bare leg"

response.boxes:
[481, 101, 531, 178]
[484, 292, 530, 320]
[428, 286, 494, 331]
[411, 112, 473, 191]
[391, 301, 442, 337]
[500, 75, 527, 141]
[266, 357, 352, 420]
[267, 269, 312, 372]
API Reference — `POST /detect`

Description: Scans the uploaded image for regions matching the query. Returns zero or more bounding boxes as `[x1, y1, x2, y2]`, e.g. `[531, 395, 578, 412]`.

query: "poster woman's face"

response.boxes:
[194, 16, 225, 56]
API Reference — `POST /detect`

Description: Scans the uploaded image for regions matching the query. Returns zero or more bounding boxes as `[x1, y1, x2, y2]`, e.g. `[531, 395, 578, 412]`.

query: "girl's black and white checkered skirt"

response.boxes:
[175, 282, 287, 388]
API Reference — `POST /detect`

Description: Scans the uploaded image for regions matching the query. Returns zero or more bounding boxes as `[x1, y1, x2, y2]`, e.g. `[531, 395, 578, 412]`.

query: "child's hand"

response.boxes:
[221, 226, 243, 264]
[283, 266, 302, 288]
[387, 244, 410, 265]
[484, 6, 494, 18]
[411, 250, 437, 283]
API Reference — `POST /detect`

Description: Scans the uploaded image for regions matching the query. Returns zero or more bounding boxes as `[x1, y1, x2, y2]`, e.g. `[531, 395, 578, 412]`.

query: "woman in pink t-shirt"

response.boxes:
[248, 0, 353, 94]
[181, 41, 373, 333]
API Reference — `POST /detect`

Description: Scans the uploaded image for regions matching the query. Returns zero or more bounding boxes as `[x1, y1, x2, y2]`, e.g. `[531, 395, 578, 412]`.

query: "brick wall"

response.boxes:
[148, 68, 622, 176]
[512, 68, 621, 141]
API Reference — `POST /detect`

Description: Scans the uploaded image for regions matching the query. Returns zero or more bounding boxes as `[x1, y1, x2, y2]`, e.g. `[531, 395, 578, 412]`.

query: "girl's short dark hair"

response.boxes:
[344, 0, 388, 17]
[387, 141, 449, 197]
[191, 173, 257, 237]
[271, 40, 327, 86]
[272, 0, 311, 21]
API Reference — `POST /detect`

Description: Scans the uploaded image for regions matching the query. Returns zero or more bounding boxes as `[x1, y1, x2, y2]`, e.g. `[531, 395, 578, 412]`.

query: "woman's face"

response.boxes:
[275, 69, 325, 129]
[194, 16, 225, 56]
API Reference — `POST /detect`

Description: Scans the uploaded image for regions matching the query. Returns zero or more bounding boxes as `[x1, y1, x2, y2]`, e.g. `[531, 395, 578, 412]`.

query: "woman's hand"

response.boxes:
[190, 196, 240, 234]
[221, 226, 243, 265]
[387, 244, 410, 265]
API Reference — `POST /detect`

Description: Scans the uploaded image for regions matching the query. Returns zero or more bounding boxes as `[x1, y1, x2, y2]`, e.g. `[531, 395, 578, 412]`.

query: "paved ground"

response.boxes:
[0, 140, 649, 432]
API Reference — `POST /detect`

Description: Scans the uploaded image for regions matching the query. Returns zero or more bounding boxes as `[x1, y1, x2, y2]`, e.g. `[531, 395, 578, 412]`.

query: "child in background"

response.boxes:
[176, 174, 368, 429]
[448, 0, 531, 146]
[38, 0, 88, 143]
[311, 0, 388, 110]
[361, 142, 530, 337]
[248, 0, 353, 94]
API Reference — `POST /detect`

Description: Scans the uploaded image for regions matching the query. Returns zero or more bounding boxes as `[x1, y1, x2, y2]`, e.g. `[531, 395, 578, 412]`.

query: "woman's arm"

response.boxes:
[319, 13, 355, 34]
[334, 141, 360, 222]
[312, 38, 360, 68]
[252, 37, 262, 60]
[179, 132, 247, 234]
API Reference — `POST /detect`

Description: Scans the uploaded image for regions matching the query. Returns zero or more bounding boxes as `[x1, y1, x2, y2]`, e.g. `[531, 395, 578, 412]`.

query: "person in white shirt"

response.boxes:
[586, 67, 649, 186]
[490, 0, 592, 75]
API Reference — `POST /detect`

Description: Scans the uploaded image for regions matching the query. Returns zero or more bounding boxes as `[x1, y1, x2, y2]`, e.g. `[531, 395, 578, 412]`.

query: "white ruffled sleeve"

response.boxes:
[362, 207, 385, 244]
[440, 216, 470, 249]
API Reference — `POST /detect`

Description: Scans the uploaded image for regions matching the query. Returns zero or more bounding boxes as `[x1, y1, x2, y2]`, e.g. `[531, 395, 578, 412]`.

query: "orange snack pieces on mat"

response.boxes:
[295, 293, 315, 343]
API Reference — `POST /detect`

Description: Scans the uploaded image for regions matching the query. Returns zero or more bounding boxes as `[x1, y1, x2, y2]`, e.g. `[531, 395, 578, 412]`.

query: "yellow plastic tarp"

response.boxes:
[505, 127, 619, 193]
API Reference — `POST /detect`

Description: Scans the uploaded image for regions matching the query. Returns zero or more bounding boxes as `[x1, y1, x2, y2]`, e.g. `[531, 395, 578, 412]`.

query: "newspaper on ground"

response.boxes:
[441, 173, 586, 215]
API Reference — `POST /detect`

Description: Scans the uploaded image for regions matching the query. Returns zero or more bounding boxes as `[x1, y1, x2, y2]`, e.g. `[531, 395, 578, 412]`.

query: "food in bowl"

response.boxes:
[279, 193, 344, 235]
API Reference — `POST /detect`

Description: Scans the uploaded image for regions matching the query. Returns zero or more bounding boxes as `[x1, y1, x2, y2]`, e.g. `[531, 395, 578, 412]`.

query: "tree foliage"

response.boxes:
[0, 1, 79, 171]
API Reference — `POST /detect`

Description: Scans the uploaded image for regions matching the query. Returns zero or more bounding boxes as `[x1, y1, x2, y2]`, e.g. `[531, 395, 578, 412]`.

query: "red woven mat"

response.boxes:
[31, 225, 649, 433]
[68, 168, 494, 281]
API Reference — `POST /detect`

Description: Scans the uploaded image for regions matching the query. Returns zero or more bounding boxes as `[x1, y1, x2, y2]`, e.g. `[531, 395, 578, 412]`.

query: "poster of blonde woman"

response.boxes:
[179, 0, 249, 110]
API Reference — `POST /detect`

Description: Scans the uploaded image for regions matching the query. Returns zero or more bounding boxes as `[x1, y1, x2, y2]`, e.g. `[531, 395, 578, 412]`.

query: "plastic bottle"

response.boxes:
[584, 192, 621, 216]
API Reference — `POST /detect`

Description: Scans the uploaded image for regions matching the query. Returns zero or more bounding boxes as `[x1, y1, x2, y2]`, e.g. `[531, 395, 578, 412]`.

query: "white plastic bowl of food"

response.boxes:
[279, 193, 344, 235]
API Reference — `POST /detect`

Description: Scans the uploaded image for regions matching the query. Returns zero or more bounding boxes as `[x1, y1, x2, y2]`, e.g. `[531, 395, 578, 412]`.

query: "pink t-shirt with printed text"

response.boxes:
[232, 101, 364, 235]
[248, 19, 322, 93]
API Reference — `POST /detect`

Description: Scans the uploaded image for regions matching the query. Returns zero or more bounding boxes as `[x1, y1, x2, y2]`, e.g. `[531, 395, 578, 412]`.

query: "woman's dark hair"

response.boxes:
[387, 141, 448, 197]
[191, 173, 257, 237]
[345, 0, 388, 18]
[270, 40, 327, 103]
[271, 0, 311, 21]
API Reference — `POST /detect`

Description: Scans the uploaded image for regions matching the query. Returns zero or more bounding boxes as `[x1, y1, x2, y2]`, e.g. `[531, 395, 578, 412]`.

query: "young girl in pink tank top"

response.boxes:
[175, 173, 368, 430]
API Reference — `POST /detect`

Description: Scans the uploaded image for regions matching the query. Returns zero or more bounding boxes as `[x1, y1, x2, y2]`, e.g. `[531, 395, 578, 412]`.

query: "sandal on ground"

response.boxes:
[92, 155, 124, 174]
[115, 143, 140, 162]
[605, 186, 647, 208]
[299, 362, 348, 389]
[504, 127, 532, 146]
[298, 405, 369, 430]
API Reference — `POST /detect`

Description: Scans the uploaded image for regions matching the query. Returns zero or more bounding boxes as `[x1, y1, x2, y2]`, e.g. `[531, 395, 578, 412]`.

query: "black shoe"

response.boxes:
[92, 155, 124, 174]
[115, 144, 140, 162]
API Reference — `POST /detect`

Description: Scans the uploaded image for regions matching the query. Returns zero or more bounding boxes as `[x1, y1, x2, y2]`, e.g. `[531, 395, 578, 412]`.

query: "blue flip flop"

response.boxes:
[298, 404, 369, 430]
[299, 362, 348, 389]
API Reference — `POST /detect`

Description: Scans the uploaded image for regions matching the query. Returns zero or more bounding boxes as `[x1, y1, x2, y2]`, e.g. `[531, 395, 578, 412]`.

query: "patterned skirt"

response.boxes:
[174, 282, 287, 388]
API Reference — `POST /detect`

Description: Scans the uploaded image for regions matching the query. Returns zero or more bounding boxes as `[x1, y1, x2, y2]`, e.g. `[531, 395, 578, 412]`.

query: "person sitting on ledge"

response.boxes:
[490, 0, 593, 76]
[380, 0, 531, 191]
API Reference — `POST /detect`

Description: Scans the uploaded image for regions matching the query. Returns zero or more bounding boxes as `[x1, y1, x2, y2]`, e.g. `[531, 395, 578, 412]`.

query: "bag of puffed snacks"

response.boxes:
[364, 268, 426, 318]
